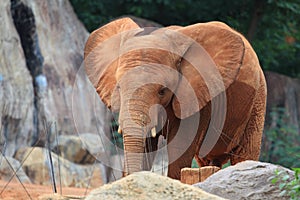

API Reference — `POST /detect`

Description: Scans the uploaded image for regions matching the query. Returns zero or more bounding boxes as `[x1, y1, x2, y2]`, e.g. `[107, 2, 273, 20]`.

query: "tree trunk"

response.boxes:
[247, 0, 265, 42]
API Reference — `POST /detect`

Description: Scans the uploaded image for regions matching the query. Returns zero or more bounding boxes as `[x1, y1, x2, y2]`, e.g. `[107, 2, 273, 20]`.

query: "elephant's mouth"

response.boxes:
[117, 126, 157, 138]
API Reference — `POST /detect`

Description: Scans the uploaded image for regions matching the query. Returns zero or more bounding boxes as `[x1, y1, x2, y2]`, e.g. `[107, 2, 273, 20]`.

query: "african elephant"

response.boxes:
[84, 17, 267, 180]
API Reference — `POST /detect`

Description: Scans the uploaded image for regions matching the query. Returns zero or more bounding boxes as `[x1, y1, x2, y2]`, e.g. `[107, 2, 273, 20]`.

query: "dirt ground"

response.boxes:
[0, 180, 92, 200]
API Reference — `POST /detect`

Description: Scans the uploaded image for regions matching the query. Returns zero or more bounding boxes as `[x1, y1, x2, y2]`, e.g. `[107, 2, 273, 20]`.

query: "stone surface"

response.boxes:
[194, 160, 294, 200]
[0, 155, 31, 184]
[0, 0, 34, 157]
[17, 0, 111, 145]
[261, 71, 300, 165]
[0, 0, 111, 159]
[38, 193, 68, 200]
[14, 147, 103, 188]
[51, 134, 99, 164]
[85, 171, 226, 200]
[265, 71, 300, 133]
[51, 133, 116, 184]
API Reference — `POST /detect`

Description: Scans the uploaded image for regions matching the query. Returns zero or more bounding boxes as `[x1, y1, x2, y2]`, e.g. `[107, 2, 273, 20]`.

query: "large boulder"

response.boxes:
[14, 147, 104, 188]
[0, 155, 31, 184]
[51, 134, 107, 164]
[86, 171, 226, 200]
[194, 160, 294, 200]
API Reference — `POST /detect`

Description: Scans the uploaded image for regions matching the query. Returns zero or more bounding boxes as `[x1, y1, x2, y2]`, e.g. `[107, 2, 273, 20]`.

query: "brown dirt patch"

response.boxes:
[0, 179, 92, 200]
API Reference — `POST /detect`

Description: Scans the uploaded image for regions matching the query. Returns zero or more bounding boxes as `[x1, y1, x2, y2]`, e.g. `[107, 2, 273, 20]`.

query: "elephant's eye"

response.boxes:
[158, 87, 168, 97]
[176, 57, 183, 69]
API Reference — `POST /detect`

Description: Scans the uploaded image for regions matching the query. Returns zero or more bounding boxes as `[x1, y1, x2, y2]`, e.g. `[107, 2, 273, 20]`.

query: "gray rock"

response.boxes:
[0, 0, 111, 157]
[105, 154, 124, 183]
[51, 134, 96, 164]
[194, 160, 294, 200]
[265, 71, 300, 134]
[86, 171, 226, 200]
[14, 147, 104, 188]
[17, 0, 110, 145]
[0, 155, 31, 183]
[0, 0, 35, 157]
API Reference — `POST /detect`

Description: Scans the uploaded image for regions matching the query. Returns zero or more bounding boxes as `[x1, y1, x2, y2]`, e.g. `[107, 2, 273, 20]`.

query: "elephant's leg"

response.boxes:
[167, 116, 200, 179]
[167, 140, 196, 179]
[143, 135, 159, 171]
[230, 81, 266, 164]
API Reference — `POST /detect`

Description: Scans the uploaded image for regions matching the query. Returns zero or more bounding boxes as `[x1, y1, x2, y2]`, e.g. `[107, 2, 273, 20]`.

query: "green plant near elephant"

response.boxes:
[260, 107, 300, 168]
[110, 114, 124, 154]
[271, 168, 300, 200]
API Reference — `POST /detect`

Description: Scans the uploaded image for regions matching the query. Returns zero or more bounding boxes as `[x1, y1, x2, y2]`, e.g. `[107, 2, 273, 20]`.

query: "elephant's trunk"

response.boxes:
[122, 129, 144, 175]
[122, 116, 150, 175]
[120, 97, 152, 176]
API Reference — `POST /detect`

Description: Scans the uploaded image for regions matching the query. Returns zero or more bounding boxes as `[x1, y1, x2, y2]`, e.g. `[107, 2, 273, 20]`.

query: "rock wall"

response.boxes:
[0, 0, 35, 156]
[0, 0, 110, 156]
[264, 71, 300, 133]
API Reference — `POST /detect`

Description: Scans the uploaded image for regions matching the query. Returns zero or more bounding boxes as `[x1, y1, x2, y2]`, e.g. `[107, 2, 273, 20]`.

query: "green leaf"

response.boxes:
[279, 183, 287, 190]
[271, 178, 278, 184]
[282, 174, 290, 181]
[291, 185, 300, 191]
[279, 190, 287, 197]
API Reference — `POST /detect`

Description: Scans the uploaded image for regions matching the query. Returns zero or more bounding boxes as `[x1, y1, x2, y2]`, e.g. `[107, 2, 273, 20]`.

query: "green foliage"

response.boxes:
[260, 107, 300, 168]
[191, 158, 198, 168]
[191, 159, 230, 168]
[222, 161, 231, 169]
[110, 114, 123, 154]
[70, 0, 300, 78]
[252, 0, 300, 78]
[271, 168, 300, 199]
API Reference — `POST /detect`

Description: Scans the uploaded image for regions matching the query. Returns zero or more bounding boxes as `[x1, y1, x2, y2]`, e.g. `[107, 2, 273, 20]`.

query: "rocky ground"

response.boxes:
[85, 171, 225, 200]
[0, 161, 296, 200]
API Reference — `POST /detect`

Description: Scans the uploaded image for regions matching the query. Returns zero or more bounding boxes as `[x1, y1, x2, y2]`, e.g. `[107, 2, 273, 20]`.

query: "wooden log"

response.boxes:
[180, 166, 220, 185]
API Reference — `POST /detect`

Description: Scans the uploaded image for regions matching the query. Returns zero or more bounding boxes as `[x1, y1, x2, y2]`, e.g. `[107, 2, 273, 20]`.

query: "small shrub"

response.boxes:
[271, 168, 300, 200]
[260, 107, 300, 168]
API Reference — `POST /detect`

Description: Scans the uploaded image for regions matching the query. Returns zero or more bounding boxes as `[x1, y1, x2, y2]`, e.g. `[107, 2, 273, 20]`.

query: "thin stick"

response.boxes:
[46, 122, 57, 193]
[54, 122, 62, 195]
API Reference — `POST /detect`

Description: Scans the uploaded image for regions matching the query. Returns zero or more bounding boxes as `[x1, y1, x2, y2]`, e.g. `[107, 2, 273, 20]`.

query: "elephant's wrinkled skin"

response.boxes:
[84, 18, 267, 180]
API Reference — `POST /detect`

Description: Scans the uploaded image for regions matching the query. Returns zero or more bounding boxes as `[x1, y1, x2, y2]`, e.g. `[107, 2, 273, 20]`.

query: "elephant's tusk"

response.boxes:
[118, 126, 122, 134]
[151, 127, 156, 138]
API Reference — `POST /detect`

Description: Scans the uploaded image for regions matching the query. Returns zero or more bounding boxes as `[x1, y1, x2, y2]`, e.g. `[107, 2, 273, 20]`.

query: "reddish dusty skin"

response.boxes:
[0, 180, 92, 200]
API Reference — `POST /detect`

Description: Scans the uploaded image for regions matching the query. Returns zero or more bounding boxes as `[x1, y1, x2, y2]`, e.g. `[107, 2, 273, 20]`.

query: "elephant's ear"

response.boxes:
[172, 22, 245, 119]
[84, 18, 140, 110]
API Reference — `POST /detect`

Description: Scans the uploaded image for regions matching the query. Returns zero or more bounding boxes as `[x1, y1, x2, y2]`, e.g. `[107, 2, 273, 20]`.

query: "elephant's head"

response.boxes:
[84, 18, 245, 175]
